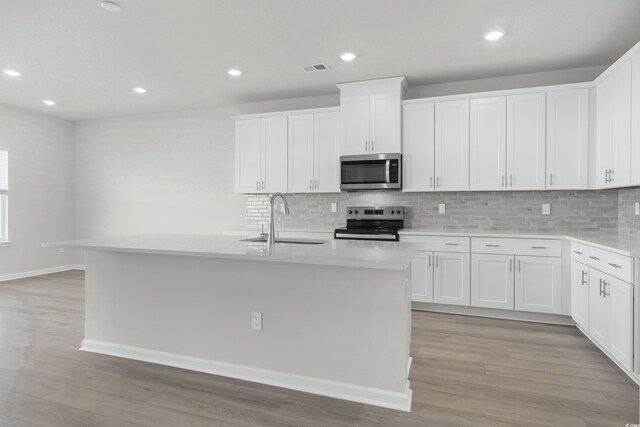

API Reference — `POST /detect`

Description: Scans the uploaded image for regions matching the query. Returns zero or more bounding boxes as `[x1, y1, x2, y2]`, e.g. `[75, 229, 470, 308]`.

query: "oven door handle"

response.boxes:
[385, 160, 391, 184]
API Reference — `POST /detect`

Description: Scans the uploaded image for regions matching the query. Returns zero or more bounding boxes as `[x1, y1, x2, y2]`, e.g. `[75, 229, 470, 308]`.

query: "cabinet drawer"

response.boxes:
[471, 238, 561, 257]
[400, 235, 470, 252]
[571, 242, 591, 264]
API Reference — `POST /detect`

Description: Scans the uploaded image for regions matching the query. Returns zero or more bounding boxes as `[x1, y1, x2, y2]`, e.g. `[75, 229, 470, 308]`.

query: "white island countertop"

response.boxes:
[43, 233, 416, 271]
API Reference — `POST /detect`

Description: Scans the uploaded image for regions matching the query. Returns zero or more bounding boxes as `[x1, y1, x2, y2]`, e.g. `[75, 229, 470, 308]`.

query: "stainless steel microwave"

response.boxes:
[340, 153, 402, 191]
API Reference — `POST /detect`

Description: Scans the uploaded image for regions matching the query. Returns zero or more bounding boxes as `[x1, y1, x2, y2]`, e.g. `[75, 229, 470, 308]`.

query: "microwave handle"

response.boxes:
[385, 160, 391, 183]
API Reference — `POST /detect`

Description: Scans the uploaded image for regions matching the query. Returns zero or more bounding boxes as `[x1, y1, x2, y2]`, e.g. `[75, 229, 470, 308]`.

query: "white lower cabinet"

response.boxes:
[514, 256, 562, 314]
[589, 269, 633, 370]
[410, 252, 433, 302]
[471, 254, 514, 309]
[433, 252, 470, 306]
[570, 260, 589, 331]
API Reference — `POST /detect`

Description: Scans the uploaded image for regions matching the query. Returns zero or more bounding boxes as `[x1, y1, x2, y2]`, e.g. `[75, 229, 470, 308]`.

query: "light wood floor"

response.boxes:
[0, 270, 637, 426]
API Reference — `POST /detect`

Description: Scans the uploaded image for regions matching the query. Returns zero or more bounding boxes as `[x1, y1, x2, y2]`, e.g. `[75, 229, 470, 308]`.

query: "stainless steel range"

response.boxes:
[334, 206, 404, 242]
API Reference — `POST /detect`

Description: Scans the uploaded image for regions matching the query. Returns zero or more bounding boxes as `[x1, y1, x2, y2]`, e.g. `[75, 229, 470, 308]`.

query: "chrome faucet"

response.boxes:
[268, 193, 290, 245]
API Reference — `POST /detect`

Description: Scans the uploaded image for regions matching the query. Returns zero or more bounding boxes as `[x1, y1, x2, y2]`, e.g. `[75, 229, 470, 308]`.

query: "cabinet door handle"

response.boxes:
[501, 175, 505, 188]
[599, 279, 603, 296]
[531, 246, 547, 249]
[603, 281, 610, 298]
[262, 181, 265, 190]
[509, 259, 512, 272]
[608, 263, 622, 269]
[610, 170, 615, 182]
[436, 177, 440, 188]
[371, 140, 374, 151]
[435, 256, 439, 268]
[518, 260, 521, 272]
[573, 251, 583, 255]
[445, 243, 459, 246]
[549, 173, 553, 186]
[310, 180, 313, 190]
[365, 140, 368, 152]
[256, 181, 260, 191]
[428, 255, 431, 268]
[581, 270, 587, 286]
[589, 256, 600, 261]
[486, 244, 500, 247]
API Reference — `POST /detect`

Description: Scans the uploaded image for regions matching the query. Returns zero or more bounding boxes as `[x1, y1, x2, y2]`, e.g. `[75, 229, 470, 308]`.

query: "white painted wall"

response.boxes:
[0, 104, 75, 278]
[73, 95, 339, 249]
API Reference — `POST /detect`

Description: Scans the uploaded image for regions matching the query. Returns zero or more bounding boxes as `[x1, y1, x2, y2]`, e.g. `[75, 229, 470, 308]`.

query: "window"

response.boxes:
[0, 149, 7, 242]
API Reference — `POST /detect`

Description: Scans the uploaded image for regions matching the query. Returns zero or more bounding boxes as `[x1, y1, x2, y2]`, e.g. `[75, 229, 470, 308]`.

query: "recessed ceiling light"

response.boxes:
[3, 70, 21, 77]
[133, 87, 147, 94]
[484, 31, 504, 41]
[101, 1, 122, 12]
[340, 52, 357, 62]
[228, 69, 242, 77]
[42, 100, 56, 106]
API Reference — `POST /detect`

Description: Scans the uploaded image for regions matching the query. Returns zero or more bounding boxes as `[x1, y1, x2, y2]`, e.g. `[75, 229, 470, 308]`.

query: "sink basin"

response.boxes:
[240, 237, 327, 245]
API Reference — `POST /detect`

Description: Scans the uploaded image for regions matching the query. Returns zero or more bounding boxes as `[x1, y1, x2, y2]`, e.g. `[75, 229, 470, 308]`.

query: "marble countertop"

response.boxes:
[43, 234, 417, 271]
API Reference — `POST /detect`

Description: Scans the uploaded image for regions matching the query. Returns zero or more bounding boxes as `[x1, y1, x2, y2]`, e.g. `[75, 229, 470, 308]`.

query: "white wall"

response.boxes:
[0, 104, 76, 278]
[74, 94, 339, 244]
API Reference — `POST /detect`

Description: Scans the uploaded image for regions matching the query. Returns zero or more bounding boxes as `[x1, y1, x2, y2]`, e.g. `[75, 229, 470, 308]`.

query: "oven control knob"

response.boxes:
[391, 210, 395, 214]
[349, 210, 352, 214]
[355, 210, 359, 214]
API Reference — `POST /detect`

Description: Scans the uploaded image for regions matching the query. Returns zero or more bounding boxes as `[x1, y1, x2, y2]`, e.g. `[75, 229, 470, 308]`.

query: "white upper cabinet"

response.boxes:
[288, 114, 315, 193]
[632, 53, 640, 185]
[235, 118, 263, 193]
[402, 103, 435, 192]
[235, 116, 288, 194]
[435, 100, 470, 191]
[338, 77, 406, 155]
[313, 112, 340, 192]
[261, 116, 289, 194]
[506, 93, 546, 190]
[597, 60, 632, 188]
[469, 97, 506, 191]
[288, 111, 339, 193]
[546, 88, 589, 189]
[340, 94, 370, 155]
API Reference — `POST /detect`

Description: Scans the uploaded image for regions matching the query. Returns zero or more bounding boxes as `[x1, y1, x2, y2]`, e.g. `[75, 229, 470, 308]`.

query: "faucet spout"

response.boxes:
[268, 193, 290, 245]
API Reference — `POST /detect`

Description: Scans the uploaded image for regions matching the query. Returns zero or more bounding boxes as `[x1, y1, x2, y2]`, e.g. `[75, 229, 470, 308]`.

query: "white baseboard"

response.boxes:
[575, 325, 640, 386]
[80, 339, 412, 412]
[412, 302, 574, 325]
[0, 264, 85, 282]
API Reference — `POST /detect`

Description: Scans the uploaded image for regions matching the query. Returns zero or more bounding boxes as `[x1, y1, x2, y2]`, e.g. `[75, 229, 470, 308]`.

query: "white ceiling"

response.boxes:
[1, 0, 640, 121]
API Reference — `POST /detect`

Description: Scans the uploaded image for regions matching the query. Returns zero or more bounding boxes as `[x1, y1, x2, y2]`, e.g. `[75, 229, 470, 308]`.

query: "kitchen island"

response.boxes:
[43, 234, 415, 411]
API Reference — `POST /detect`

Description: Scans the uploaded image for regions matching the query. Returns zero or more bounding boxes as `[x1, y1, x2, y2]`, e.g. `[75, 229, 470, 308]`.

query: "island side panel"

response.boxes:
[83, 250, 411, 394]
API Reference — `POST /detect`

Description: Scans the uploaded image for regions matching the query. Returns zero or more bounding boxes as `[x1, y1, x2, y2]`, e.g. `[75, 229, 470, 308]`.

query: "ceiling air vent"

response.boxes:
[300, 63, 329, 72]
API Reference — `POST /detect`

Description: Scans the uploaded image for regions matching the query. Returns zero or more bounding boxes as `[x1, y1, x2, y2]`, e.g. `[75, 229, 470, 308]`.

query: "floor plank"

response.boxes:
[0, 270, 637, 426]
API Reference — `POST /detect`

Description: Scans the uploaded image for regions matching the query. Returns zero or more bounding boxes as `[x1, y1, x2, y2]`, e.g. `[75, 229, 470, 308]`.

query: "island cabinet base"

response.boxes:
[81, 251, 413, 411]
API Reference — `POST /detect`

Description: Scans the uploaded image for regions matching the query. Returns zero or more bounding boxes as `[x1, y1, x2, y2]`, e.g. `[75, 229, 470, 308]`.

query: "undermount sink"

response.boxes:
[240, 237, 327, 245]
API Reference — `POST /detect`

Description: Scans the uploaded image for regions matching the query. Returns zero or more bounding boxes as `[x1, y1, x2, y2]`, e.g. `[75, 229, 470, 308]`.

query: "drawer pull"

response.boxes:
[608, 263, 622, 269]
[531, 246, 547, 249]
[573, 251, 583, 255]
[485, 244, 500, 247]
[589, 256, 600, 261]
[445, 243, 459, 246]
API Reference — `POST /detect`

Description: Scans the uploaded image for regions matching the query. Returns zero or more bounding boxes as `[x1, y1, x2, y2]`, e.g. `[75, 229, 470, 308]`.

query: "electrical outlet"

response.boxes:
[542, 204, 551, 215]
[438, 204, 446, 214]
[635, 202, 640, 215]
[331, 202, 337, 213]
[251, 311, 262, 331]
